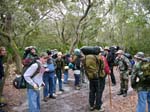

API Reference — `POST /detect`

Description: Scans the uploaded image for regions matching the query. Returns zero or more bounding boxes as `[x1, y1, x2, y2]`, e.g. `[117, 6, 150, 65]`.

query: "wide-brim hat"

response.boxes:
[116, 50, 124, 54]
[134, 52, 144, 59]
[104, 46, 110, 51]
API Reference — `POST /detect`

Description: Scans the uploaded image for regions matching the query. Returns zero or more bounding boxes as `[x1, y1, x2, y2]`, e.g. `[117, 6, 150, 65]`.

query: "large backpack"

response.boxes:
[13, 61, 40, 89]
[83, 55, 104, 80]
[80, 46, 101, 55]
[140, 60, 150, 82]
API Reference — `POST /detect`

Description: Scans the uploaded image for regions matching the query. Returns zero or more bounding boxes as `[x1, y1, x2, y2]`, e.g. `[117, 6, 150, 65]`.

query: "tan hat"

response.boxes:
[116, 50, 124, 54]
[104, 46, 109, 50]
[39, 52, 48, 58]
[57, 52, 62, 56]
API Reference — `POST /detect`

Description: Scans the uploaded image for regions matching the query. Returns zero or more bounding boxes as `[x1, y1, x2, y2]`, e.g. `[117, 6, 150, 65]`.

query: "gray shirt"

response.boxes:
[24, 60, 45, 87]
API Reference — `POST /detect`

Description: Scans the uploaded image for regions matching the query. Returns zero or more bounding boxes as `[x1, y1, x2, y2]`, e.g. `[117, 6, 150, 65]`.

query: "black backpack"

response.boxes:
[13, 61, 40, 89]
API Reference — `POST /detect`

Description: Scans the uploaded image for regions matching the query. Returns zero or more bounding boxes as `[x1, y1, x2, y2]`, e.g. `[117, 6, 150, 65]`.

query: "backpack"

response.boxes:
[13, 61, 40, 89]
[80, 46, 101, 55]
[84, 55, 104, 80]
[140, 60, 150, 82]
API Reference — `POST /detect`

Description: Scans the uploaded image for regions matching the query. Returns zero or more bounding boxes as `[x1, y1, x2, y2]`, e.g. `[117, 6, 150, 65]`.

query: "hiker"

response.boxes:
[0, 47, 7, 112]
[63, 53, 70, 84]
[43, 51, 56, 102]
[131, 52, 150, 112]
[72, 49, 82, 90]
[104, 46, 116, 86]
[82, 49, 105, 111]
[22, 46, 38, 66]
[24, 52, 48, 112]
[55, 52, 65, 92]
[115, 50, 131, 97]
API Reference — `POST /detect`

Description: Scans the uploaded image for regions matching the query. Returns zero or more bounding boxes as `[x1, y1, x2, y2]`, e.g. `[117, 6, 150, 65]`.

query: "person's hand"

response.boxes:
[33, 84, 38, 89]
[45, 68, 49, 72]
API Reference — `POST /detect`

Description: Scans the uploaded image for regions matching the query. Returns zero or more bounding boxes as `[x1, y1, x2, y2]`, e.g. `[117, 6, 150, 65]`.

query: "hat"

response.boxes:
[57, 52, 62, 56]
[104, 46, 109, 50]
[39, 52, 48, 58]
[134, 52, 144, 59]
[116, 50, 124, 54]
[74, 48, 80, 56]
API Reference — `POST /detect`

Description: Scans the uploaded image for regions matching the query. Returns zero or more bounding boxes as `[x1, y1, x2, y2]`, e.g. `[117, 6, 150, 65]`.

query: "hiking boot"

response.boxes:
[0, 103, 7, 107]
[117, 91, 123, 95]
[112, 83, 116, 86]
[123, 93, 127, 97]
[89, 106, 95, 111]
[43, 97, 49, 102]
[123, 90, 127, 97]
[49, 95, 56, 99]
[95, 107, 105, 112]
[75, 86, 81, 90]
[53, 93, 57, 97]
[60, 89, 64, 92]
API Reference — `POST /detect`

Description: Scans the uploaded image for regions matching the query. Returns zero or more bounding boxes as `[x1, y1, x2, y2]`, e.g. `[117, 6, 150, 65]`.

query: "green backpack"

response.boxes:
[84, 55, 104, 80]
[141, 61, 150, 77]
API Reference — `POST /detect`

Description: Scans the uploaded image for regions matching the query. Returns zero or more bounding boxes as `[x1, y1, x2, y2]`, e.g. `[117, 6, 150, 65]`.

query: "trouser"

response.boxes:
[137, 91, 150, 112]
[120, 71, 129, 92]
[89, 77, 105, 109]
[27, 89, 40, 112]
[55, 69, 63, 90]
[110, 67, 116, 84]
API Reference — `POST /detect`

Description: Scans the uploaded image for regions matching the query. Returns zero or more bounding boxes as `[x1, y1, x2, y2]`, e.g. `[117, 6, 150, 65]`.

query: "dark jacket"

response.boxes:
[0, 56, 4, 80]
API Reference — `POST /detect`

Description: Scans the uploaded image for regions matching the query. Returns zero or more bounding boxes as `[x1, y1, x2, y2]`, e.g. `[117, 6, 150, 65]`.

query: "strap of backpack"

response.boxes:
[31, 62, 41, 78]
[94, 55, 102, 78]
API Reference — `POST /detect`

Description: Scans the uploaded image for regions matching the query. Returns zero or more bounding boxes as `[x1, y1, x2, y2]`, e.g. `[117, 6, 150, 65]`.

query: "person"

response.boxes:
[104, 46, 116, 86]
[0, 47, 7, 112]
[131, 52, 150, 112]
[55, 52, 65, 92]
[72, 49, 82, 90]
[83, 53, 105, 111]
[43, 51, 56, 102]
[63, 53, 70, 84]
[22, 46, 38, 67]
[115, 50, 131, 97]
[24, 52, 48, 112]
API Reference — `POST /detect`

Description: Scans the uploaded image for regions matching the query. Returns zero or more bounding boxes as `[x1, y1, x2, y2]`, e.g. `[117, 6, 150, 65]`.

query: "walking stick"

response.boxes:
[108, 74, 112, 108]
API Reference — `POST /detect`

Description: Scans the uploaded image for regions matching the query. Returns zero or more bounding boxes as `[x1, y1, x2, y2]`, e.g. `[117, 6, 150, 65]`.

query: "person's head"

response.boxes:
[0, 46, 7, 56]
[57, 52, 62, 59]
[47, 50, 52, 58]
[104, 46, 110, 54]
[39, 52, 48, 64]
[30, 47, 36, 55]
[134, 52, 144, 61]
[116, 50, 124, 58]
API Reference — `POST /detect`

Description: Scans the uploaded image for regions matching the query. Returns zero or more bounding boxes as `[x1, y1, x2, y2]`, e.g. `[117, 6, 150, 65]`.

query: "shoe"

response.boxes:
[49, 95, 56, 99]
[95, 107, 105, 112]
[123, 92, 127, 97]
[53, 93, 57, 97]
[89, 107, 95, 111]
[43, 97, 49, 102]
[75, 86, 80, 90]
[112, 83, 116, 86]
[117, 91, 123, 95]
[60, 89, 64, 92]
[0, 103, 7, 107]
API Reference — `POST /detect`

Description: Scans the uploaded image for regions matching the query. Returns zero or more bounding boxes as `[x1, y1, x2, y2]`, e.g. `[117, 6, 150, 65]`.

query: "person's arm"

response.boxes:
[24, 63, 39, 88]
